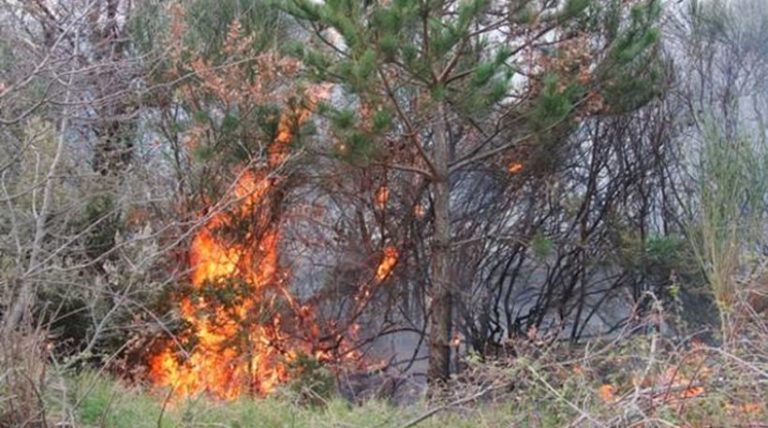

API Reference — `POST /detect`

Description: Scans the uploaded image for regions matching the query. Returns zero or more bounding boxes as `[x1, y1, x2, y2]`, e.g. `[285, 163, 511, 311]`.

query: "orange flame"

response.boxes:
[508, 162, 523, 174]
[374, 186, 389, 210]
[149, 87, 335, 399]
[375, 246, 399, 282]
[598, 384, 616, 402]
[148, 169, 299, 398]
[413, 204, 426, 219]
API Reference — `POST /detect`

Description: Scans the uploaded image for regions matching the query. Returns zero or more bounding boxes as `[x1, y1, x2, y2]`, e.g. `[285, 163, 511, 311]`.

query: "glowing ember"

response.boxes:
[450, 333, 462, 348]
[375, 246, 399, 282]
[508, 162, 523, 174]
[598, 384, 616, 402]
[414, 204, 426, 219]
[374, 186, 389, 210]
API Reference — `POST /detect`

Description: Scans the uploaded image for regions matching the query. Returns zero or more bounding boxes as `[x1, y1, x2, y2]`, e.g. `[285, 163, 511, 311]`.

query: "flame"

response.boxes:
[413, 204, 426, 219]
[374, 186, 389, 210]
[508, 162, 523, 174]
[450, 333, 462, 348]
[598, 384, 616, 402]
[149, 87, 336, 399]
[375, 246, 398, 282]
[148, 169, 299, 398]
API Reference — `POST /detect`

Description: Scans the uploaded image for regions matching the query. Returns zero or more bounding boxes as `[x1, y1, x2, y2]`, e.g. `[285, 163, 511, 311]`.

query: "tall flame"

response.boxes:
[148, 169, 291, 398]
[148, 88, 332, 399]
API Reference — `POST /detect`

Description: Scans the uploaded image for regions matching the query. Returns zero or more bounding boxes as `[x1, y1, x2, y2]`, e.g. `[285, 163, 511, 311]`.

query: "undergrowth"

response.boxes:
[38, 315, 767, 427]
[3, 296, 766, 427]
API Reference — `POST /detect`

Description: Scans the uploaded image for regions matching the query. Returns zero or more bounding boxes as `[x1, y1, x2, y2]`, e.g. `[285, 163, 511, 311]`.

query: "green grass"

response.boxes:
[63, 373, 519, 428]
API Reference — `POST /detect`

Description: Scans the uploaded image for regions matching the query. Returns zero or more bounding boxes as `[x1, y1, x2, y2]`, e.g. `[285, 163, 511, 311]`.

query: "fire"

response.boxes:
[148, 88, 338, 399]
[374, 185, 389, 210]
[414, 203, 426, 219]
[148, 169, 302, 398]
[450, 333, 463, 348]
[598, 384, 616, 402]
[508, 162, 523, 174]
[375, 246, 399, 282]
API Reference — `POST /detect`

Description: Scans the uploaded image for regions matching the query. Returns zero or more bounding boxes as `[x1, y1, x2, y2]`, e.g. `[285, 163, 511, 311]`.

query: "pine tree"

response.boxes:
[280, 0, 661, 384]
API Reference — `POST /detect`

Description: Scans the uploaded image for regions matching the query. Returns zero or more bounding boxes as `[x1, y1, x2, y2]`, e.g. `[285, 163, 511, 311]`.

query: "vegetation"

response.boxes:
[38, 321, 768, 427]
[1, 0, 768, 426]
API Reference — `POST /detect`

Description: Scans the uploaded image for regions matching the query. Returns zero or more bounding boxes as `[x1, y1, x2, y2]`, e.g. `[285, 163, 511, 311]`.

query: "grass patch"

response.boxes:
[61, 372, 525, 428]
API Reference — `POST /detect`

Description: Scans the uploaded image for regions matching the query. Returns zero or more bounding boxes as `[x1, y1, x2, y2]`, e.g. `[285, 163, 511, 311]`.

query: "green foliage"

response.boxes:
[73, 373, 171, 428]
[189, 0, 285, 58]
[602, 68, 660, 113]
[531, 231, 554, 262]
[371, 110, 392, 132]
[286, 353, 337, 407]
[127, 1, 170, 54]
[352, 49, 377, 87]
[84, 193, 120, 260]
[605, 0, 624, 39]
[282, 0, 529, 158]
[35, 289, 91, 356]
[644, 234, 685, 267]
[598, 0, 662, 113]
[428, 18, 459, 59]
[558, 0, 590, 23]
[618, 232, 687, 273]
[221, 113, 240, 134]
[256, 105, 283, 137]
[192, 110, 210, 125]
[530, 75, 576, 131]
[511, 4, 535, 25]
[331, 108, 357, 130]
[191, 144, 216, 162]
[131, 0, 286, 59]
[431, 84, 447, 102]
[472, 62, 497, 87]
[342, 132, 377, 163]
[457, 0, 489, 31]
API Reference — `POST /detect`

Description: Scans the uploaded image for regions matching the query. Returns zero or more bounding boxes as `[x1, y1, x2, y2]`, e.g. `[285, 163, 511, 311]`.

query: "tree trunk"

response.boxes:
[428, 103, 452, 383]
